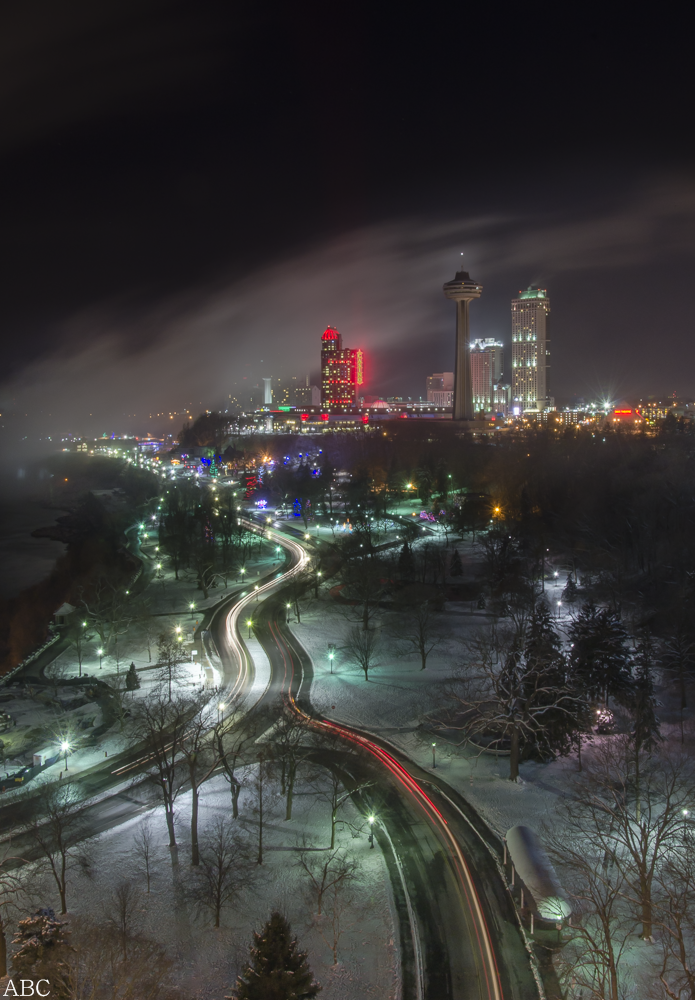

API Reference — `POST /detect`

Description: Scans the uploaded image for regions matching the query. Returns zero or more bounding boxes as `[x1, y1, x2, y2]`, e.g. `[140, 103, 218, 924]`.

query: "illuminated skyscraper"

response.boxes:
[470, 339, 503, 413]
[443, 268, 483, 421]
[511, 287, 551, 411]
[320, 327, 364, 411]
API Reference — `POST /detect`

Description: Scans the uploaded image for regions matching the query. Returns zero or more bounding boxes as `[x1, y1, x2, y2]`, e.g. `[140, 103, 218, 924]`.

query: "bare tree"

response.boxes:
[156, 632, 187, 701]
[32, 784, 93, 914]
[0, 849, 23, 977]
[81, 577, 134, 669]
[104, 880, 141, 961]
[553, 740, 695, 941]
[317, 880, 356, 966]
[186, 818, 256, 928]
[386, 585, 448, 670]
[178, 694, 223, 865]
[67, 622, 92, 678]
[343, 625, 380, 682]
[131, 816, 159, 893]
[214, 718, 251, 819]
[654, 847, 695, 1000]
[270, 705, 311, 821]
[340, 557, 385, 631]
[138, 610, 159, 664]
[67, 915, 175, 1000]
[307, 762, 370, 849]
[129, 692, 190, 847]
[546, 830, 632, 1000]
[295, 843, 359, 916]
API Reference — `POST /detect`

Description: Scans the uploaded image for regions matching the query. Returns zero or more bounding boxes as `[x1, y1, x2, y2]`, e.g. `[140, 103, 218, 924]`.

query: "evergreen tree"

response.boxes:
[631, 632, 662, 757]
[449, 549, 463, 578]
[523, 604, 585, 756]
[562, 574, 578, 603]
[11, 909, 74, 997]
[125, 661, 141, 691]
[566, 602, 631, 706]
[397, 542, 414, 582]
[235, 911, 321, 1000]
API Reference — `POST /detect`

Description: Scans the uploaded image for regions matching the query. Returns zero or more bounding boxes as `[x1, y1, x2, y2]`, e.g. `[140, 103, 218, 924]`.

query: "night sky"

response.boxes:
[0, 2, 693, 448]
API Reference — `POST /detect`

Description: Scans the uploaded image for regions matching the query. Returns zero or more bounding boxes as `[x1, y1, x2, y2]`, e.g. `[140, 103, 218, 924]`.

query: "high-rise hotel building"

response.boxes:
[511, 286, 551, 411]
[470, 339, 503, 413]
[320, 326, 364, 411]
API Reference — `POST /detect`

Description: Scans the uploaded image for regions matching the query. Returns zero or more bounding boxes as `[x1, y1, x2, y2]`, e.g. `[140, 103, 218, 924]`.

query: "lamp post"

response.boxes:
[328, 643, 335, 674]
[368, 815, 375, 848]
[431, 742, 437, 768]
[683, 809, 690, 843]
[255, 585, 260, 601]
[286, 602, 292, 624]
[247, 618, 254, 638]
[557, 600, 562, 618]
[218, 702, 225, 724]
[60, 740, 70, 771]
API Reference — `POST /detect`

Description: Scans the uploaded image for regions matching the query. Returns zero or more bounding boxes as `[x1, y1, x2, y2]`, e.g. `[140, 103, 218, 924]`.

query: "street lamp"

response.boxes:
[218, 702, 225, 723]
[189, 602, 195, 616]
[246, 618, 254, 638]
[255, 585, 260, 601]
[97, 648, 103, 669]
[328, 643, 335, 674]
[432, 742, 437, 768]
[557, 600, 562, 617]
[286, 602, 292, 623]
[368, 815, 375, 848]
[60, 740, 70, 771]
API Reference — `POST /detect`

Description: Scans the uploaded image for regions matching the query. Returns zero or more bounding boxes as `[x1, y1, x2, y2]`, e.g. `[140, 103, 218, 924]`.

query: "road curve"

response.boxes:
[251, 583, 537, 1000]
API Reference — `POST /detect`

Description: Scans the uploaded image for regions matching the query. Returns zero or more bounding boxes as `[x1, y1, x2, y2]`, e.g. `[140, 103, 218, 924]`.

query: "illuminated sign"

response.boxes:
[614, 409, 633, 415]
[356, 349, 364, 386]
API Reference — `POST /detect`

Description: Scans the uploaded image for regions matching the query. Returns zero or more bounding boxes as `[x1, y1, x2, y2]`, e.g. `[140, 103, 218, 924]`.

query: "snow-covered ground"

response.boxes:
[19, 770, 398, 1000]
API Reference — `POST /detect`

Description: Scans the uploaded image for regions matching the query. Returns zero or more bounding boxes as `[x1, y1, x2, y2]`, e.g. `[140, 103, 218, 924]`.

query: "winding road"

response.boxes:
[1, 516, 542, 1000]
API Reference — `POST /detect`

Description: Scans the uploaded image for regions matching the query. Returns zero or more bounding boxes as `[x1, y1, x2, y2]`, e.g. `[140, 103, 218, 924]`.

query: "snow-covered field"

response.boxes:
[20, 771, 398, 1000]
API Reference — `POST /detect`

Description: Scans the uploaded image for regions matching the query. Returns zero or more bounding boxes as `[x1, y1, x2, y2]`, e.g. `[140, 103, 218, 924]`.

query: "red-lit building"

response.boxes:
[320, 326, 364, 411]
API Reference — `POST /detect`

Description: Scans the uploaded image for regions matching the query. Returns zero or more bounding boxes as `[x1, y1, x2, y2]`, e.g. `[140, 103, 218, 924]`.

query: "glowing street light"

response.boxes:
[246, 618, 254, 638]
[60, 740, 71, 770]
[189, 602, 196, 616]
[218, 702, 225, 723]
[97, 648, 103, 669]
[431, 742, 437, 768]
[368, 815, 375, 848]
[328, 642, 335, 674]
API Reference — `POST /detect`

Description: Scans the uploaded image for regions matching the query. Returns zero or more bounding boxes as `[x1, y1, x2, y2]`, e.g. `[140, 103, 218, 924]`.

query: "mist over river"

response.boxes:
[0, 499, 67, 600]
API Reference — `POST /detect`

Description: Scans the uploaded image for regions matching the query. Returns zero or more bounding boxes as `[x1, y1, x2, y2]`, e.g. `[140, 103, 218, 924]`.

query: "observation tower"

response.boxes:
[443, 267, 483, 421]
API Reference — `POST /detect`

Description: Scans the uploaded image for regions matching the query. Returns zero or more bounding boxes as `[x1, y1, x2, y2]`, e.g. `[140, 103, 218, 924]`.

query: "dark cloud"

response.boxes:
[0, 3, 693, 455]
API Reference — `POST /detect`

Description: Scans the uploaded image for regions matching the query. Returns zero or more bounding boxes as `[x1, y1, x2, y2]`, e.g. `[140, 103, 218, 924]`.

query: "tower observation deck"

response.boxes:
[443, 269, 483, 421]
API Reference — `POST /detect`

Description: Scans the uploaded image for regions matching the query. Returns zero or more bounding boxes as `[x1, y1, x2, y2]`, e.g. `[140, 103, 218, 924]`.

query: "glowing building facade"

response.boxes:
[470, 339, 503, 413]
[320, 326, 364, 411]
[511, 286, 551, 411]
